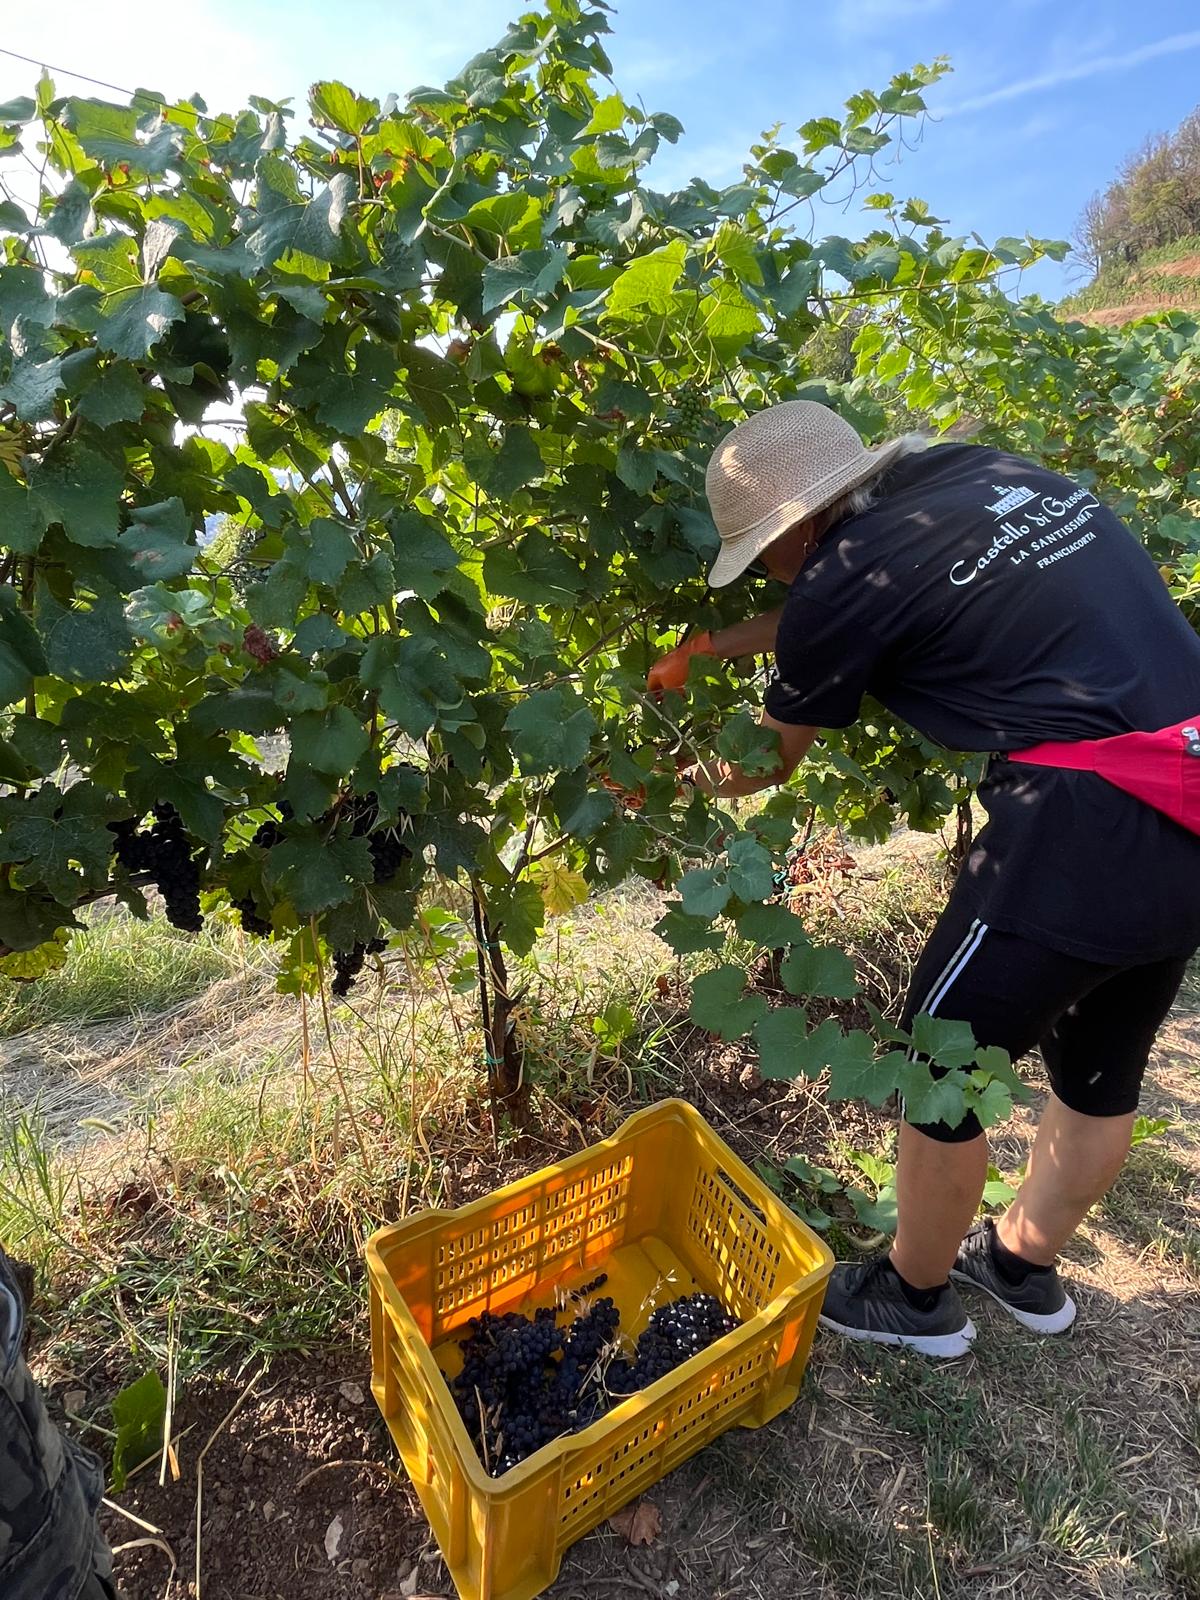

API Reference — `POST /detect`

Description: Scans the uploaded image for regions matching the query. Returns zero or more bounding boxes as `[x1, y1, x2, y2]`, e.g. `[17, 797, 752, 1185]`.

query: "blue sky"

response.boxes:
[3, 0, 1200, 297]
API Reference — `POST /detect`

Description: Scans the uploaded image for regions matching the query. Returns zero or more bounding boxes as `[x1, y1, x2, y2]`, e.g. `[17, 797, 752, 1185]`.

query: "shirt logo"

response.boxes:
[984, 484, 1037, 518]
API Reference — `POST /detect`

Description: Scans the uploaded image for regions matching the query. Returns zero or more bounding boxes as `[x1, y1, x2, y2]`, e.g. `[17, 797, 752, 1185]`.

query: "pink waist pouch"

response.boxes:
[1009, 718, 1200, 836]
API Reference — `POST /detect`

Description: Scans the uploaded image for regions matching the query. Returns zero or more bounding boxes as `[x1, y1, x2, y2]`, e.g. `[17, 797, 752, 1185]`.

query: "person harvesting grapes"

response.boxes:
[650, 400, 1200, 1357]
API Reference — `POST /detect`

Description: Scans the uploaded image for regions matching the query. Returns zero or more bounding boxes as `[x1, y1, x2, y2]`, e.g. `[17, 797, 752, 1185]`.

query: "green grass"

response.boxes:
[0, 909, 261, 1038]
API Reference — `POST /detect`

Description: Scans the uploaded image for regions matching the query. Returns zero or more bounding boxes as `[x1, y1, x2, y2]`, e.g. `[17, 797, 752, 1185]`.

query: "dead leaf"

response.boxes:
[324, 1513, 344, 1561]
[338, 1380, 365, 1405]
[608, 1498, 662, 1547]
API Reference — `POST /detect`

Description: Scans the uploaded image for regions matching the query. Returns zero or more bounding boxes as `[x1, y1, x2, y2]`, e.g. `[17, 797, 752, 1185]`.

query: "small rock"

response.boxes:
[63, 1388, 87, 1414]
[324, 1513, 344, 1561]
[339, 1380, 365, 1406]
[262, 1500, 275, 1522]
[355, 1488, 372, 1506]
[352, 1558, 371, 1577]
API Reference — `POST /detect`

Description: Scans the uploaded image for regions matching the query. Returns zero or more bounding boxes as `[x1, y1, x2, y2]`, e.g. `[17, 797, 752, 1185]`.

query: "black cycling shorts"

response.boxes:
[900, 889, 1192, 1143]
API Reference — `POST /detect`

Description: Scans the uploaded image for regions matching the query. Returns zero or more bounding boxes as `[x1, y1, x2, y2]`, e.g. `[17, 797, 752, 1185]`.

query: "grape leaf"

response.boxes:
[690, 964, 766, 1040]
[289, 705, 370, 777]
[29, 445, 124, 548]
[96, 286, 186, 360]
[538, 863, 589, 915]
[0, 468, 41, 557]
[897, 1058, 967, 1130]
[653, 905, 724, 955]
[38, 591, 131, 684]
[754, 1006, 814, 1080]
[118, 499, 195, 581]
[0, 588, 48, 703]
[606, 239, 686, 317]
[0, 783, 118, 899]
[724, 835, 774, 902]
[110, 1369, 166, 1494]
[734, 901, 808, 948]
[780, 941, 858, 999]
[264, 830, 372, 916]
[505, 686, 596, 775]
[492, 878, 544, 956]
[678, 866, 730, 919]
[909, 1012, 978, 1069]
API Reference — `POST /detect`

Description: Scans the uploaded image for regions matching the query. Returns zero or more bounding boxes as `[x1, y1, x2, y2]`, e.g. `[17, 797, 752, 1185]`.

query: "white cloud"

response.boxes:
[943, 28, 1200, 116]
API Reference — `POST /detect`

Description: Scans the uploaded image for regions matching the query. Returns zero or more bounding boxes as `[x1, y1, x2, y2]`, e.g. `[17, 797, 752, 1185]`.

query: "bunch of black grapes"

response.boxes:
[108, 804, 204, 932]
[448, 1279, 740, 1476]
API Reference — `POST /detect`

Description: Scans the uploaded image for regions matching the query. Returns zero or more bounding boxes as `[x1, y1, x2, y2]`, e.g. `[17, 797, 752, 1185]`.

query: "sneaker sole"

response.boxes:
[949, 1270, 1077, 1334]
[817, 1312, 977, 1359]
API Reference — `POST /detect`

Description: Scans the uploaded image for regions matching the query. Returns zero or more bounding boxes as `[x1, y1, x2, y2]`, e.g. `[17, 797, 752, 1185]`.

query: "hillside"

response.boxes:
[1062, 234, 1200, 325]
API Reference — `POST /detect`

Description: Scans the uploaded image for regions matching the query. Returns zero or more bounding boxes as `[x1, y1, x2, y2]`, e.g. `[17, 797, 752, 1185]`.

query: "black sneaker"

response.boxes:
[818, 1255, 977, 1358]
[950, 1220, 1076, 1334]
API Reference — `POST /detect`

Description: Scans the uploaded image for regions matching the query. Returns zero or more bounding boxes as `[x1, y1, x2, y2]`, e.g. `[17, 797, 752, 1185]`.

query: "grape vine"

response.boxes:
[0, 0, 1196, 1126]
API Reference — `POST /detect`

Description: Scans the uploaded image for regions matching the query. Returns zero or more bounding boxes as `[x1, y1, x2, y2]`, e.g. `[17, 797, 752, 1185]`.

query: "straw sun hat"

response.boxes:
[704, 400, 909, 587]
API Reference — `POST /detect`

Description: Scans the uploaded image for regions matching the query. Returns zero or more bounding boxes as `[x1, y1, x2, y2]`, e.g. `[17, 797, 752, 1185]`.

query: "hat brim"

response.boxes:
[706, 436, 910, 588]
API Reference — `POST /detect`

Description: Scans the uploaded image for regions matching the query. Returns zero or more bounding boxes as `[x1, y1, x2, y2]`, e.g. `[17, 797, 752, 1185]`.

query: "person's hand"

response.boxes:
[646, 631, 715, 694]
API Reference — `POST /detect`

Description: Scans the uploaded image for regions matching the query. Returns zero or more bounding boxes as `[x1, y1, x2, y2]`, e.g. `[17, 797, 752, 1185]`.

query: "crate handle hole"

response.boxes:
[715, 1168, 766, 1224]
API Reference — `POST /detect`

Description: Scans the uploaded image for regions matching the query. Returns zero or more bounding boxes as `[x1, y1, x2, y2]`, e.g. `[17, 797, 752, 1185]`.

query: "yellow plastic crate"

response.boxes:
[367, 1098, 833, 1600]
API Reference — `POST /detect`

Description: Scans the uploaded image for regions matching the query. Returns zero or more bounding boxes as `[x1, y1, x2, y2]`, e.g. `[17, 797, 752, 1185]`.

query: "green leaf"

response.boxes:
[481, 247, 568, 313]
[289, 705, 369, 776]
[308, 341, 397, 433]
[846, 1182, 897, 1235]
[265, 829, 372, 916]
[780, 940, 858, 998]
[910, 1013, 977, 1069]
[299, 518, 357, 585]
[0, 355, 64, 422]
[734, 901, 809, 948]
[466, 424, 543, 498]
[822, 1027, 887, 1101]
[110, 1370, 167, 1494]
[246, 175, 352, 269]
[310, 81, 379, 136]
[614, 443, 656, 494]
[483, 530, 583, 606]
[724, 836, 774, 902]
[970, 1077, 1013, 1129]
[606, 239, 686, 318]
[118, 499, 194, 581]
[388, 512, 459, 599]
[77, 364, 148, 428]
[38, 591, 131, 684]
[96, 286, 186, 360]
[29, 445, 124, 548]
[360, 634, 463, 738]
[713, 222, 762, 285]
[0, 468, 40, 557]
[0, 783, 117, 900]
[690, 963, 767, 1040]
[897, 1058, 967, 1129]
[653, 905, 724, 955]
[754, 1007, 816, 1080]
[678, 865, 730, 919]
[492, 878, 544, 956]
[0, 588, 49, 705]
[505, 686, 596, 775]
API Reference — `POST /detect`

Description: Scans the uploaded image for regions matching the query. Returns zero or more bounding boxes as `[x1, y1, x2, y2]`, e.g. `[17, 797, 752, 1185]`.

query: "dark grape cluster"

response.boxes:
[331, 937, 388, 997]
[447, 1282, 740, 1477]
[108, 804, 204, 932]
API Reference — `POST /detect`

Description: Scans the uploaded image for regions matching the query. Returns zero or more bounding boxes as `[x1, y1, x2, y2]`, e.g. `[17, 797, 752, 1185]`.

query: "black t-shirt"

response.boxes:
[765, 442, 1200, 962]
